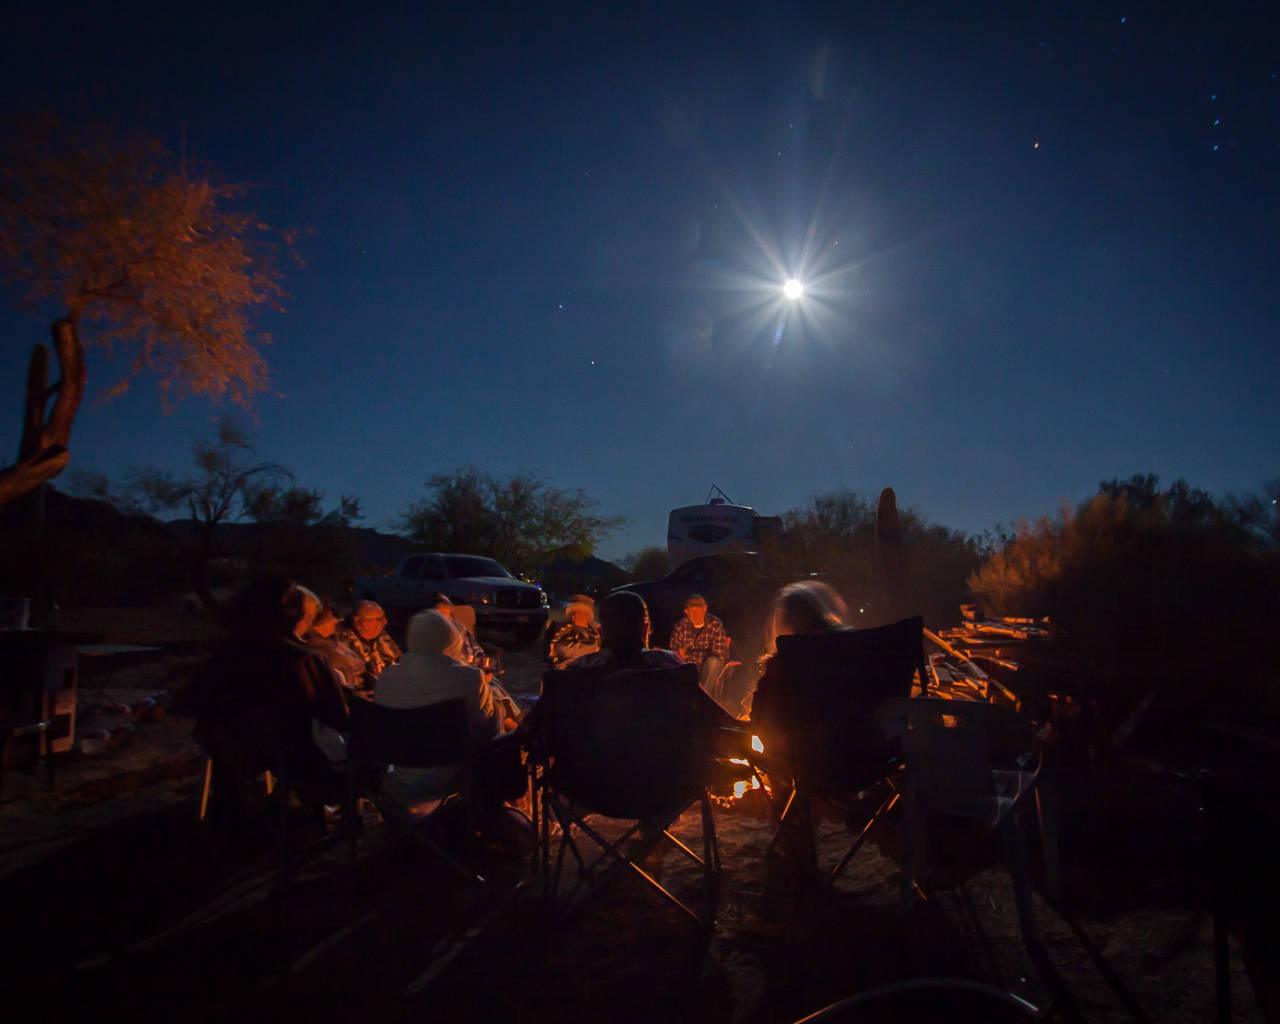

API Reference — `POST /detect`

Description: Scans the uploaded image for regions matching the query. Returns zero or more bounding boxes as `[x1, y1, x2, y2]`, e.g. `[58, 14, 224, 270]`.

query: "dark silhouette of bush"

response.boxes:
[969, 477, 1280, 717]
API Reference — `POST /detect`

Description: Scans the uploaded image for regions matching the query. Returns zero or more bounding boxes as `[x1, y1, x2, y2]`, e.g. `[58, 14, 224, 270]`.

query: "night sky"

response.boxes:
[3, 2, 1277, 560]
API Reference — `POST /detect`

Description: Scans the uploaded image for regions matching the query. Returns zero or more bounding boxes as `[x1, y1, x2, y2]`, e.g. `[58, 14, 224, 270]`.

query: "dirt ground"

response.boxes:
[0, 605, 1272, 1022]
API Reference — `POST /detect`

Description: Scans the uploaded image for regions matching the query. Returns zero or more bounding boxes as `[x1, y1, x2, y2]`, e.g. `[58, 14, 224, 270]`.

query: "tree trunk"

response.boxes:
[0, 319, 86, 507]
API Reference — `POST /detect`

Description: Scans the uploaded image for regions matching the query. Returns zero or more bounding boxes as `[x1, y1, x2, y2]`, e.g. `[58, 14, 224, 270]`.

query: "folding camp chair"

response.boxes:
[875, 696, 1059, 941]
[532, 663, 723, 927]
[345, 697, 485, 885]
[751, 617, 926, 885]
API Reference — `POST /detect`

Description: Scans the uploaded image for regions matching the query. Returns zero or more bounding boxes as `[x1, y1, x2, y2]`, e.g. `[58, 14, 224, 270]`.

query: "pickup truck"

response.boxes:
[614, 552, 869, 666]
[353, 553, 549, 648]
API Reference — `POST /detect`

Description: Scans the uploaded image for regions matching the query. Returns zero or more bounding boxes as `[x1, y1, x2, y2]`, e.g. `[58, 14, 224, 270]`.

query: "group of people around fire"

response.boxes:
[194, 570, 855, 837]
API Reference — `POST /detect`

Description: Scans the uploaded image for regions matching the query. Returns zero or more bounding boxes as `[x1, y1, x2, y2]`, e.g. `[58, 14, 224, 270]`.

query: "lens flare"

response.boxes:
[783, 278, 805, 300]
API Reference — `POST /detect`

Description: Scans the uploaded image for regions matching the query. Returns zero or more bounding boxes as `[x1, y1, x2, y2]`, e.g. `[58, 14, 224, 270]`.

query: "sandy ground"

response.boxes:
[0, 608, 1270, 1022]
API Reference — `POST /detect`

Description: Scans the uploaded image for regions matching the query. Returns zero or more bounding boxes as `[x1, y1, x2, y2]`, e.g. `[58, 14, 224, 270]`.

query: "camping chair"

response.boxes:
[345, 697, 485, 885]
[532, 662, 723, 927]
[875, 696, 1059, 941]
[752, 617, 926, 885]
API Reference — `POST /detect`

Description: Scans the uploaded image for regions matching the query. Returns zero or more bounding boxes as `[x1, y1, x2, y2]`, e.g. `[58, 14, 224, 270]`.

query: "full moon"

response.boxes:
[783, 278, 804, 300]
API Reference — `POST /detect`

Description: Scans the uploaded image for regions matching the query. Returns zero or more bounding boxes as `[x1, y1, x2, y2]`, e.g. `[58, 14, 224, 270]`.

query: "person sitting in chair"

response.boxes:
[559, 591, 682, 672]
[668, 594, 730, 692]
[547, 594, 602, 668]
[193, 576, 350, 829]
[535, 591, 741, 752]
[337, 601, 402, 695]
[423, 593, 488, 670]
[748, 579, 851, 723]
[375, 610, 523, 805]
[746, 579, 854, 777]
[305, 602, 368, 691]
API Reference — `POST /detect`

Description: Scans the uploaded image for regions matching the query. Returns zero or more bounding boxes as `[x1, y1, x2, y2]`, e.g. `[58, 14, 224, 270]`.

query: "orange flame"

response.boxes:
[750, 735, 764, 753]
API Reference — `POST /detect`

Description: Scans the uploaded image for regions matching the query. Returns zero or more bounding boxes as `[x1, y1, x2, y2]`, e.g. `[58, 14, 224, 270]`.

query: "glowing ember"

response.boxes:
[751, 735, 764, 753]
[731, 776, 762, 800]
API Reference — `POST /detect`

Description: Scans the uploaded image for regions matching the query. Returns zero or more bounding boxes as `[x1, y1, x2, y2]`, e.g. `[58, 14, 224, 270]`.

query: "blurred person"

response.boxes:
[427, 592, 521, 722]
[547, 594, 601, 668]
[668, 594, 730, 692]
[193, 576, 350, 829]
[424, 592, 486, 670]
[748, 579, 851, 727]
[338, 600, 402, 694]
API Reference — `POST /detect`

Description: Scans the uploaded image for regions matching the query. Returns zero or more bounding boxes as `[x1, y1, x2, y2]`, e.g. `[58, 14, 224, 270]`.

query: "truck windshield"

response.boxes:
[444, 555, 511, 579]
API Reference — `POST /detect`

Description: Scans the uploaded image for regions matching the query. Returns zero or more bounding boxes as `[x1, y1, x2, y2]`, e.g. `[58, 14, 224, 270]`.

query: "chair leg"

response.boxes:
[1002, 811, 1037, 942]
[1035, 784, 1061, 903]
[346, 770, 359, 865]
[828, 788, 900, 886]
[198, 757, 213, 822]
[899, 787, 926, 916]
[700, 793, 719, 925]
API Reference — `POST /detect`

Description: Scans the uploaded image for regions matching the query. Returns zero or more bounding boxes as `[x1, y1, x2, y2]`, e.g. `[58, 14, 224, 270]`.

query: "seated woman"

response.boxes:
[337, 600, 402, 695]
[305, 603, 368, 691]
[547, 594, 602, 668]
[374, 610, 521, 805]
[747, 579, 852, 737]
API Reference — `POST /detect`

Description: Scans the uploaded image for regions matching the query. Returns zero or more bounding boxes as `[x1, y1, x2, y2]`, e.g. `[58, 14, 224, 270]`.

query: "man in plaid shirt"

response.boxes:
[668, 594, 729, 691]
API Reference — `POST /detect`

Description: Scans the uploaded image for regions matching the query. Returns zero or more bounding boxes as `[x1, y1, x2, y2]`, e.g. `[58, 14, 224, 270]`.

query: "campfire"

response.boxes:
[717, 735, 766, 804]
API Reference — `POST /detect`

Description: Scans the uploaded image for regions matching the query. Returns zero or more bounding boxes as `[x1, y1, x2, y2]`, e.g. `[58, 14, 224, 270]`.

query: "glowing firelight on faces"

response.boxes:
[783, 278, 805, 300]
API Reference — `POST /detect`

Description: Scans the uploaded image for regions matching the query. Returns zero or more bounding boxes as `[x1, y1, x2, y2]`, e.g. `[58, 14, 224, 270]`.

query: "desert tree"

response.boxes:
[0, 114, 290, 506]
[621, 546, 671, 582]
[396, 466, 625, 575]
[119, 417, 290, 609]
[244, 484, 362, 529]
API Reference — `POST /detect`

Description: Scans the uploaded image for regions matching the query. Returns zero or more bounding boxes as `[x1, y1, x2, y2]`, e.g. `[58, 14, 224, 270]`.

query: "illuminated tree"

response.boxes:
[0, 114, 289, 505]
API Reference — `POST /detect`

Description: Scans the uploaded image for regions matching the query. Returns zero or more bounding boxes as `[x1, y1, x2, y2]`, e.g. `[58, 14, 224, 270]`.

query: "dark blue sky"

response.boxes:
[3, 1, 1277, 559]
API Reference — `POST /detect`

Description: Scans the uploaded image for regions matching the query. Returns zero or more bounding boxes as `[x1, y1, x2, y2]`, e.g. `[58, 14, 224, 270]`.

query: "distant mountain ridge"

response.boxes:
[9, 488, 624, 592]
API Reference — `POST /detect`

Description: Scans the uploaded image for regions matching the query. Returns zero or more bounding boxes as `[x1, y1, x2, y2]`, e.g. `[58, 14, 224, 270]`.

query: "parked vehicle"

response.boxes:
[666, 494, 780, 568]
[352, 553, 549, 648]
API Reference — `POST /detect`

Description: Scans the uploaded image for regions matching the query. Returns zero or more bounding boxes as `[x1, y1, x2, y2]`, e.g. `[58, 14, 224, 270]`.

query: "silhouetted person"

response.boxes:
[193, 576, 350, 831]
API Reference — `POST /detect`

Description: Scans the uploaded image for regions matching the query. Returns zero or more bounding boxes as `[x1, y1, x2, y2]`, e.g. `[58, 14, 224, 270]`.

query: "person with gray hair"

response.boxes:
[337, 600, 402, 694]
